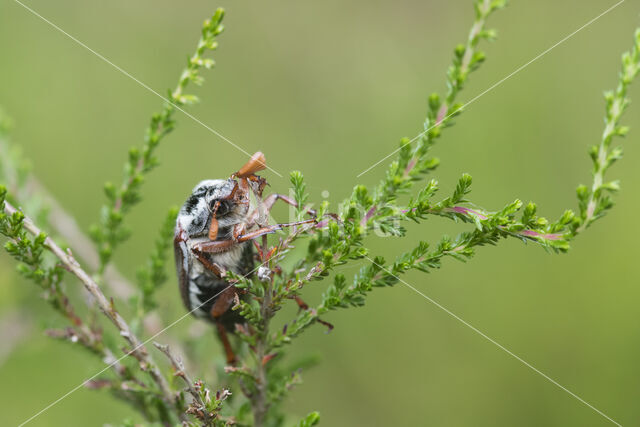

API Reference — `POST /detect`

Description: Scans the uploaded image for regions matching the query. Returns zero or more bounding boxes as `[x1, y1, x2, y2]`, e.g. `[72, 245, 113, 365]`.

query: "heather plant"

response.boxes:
[1, 1, 639, 426]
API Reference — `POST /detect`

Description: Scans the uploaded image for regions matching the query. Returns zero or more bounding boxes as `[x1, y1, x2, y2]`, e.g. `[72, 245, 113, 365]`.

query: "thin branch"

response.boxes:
[154, 342, 214, 426]
[252, 273, 273, 427]
[27, 178, 135, 298]
[575, 29, 640, 234]
[2, 200, 174, 406]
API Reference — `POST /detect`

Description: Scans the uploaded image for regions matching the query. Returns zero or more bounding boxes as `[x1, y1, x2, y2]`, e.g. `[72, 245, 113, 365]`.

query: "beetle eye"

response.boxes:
[211, 200, 230, 216]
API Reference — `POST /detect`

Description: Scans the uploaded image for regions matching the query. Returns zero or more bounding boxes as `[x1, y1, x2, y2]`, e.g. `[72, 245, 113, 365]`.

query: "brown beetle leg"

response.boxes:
[211, 286, 237, 318]
[315, 318, 335, 332]
[194, 223, 248, 254]
[262, 193, 317, 217]
[232, 222, 247, 239]
[191, 249, 227, 278]
[193, 239, 238, 254]
[236, 218, 317, 243]
[293, 296, 309, 310]
[292, 295, 334, 332]
[210, 286, 238, 365]
[215, 321, 236, 365]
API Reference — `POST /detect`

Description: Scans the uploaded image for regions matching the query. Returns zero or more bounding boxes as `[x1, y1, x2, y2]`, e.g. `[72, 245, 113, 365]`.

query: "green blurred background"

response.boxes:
[1, 0, 640, 425]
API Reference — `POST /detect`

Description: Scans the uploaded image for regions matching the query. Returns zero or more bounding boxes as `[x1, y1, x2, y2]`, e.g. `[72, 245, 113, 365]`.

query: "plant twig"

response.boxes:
[91, 9, 226, 276]
[252, 271, 274, 427]
[27, 177, 135, 298]
[2, 200, 174, 407]
[154, 342, 214, 425]
[575, 28, 640, 234]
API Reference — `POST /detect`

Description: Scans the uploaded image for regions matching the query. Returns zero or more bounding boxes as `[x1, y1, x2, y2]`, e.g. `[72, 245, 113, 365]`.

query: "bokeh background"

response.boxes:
[1, 0, 640, 425]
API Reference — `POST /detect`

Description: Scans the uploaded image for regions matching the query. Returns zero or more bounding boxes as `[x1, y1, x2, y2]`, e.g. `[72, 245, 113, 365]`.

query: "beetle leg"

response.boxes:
[236, 218, 317, 243]
[232, 222, 247, 240]
[191, 249, 227, 278]
[215, 321, 236, 365]
[292, 295, 334, 332]
[192, 251, 226, 279]
[210, 287, 238, 365]
[293, 295, 309, 310]
[262, 193, 317, 217]
[315, 318, 335, 332]
[193, 223, 247, 254]
[211, 286, 237, 318]
[192, 239, 238, 254]
[236, 227, 275, 242]
[247, 193, 316, 229]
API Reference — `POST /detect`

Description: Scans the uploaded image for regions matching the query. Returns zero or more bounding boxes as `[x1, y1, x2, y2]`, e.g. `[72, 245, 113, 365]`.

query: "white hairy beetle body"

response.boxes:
[174, 179, 254, 326]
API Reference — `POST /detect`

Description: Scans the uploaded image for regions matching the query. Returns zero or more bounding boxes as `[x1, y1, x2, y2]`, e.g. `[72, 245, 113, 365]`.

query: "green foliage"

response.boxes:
[135, 207, 179, 313]
[290, 171, 309, 219]
[225, 8, 640, 426]
[297, 411, 321, 427]
[573, 28, 640, 234]
[2, 2, 640, 427]
[187, 383, 231, 427]
[370, 0, 506, 211]
[0, 186, 52, 286]
[89, 9, 226, 275]
[1, 187, 185, 422]
[0, 186, 80, 332]
[1, 9, 231, 427]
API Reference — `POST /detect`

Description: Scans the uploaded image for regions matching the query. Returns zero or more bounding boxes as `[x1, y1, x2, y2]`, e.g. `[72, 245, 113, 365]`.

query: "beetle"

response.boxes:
[174, 152, 316, 364]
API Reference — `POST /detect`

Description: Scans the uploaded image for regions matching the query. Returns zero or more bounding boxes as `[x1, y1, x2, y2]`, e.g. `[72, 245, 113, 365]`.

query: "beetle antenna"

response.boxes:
[235, 152, 266, 178]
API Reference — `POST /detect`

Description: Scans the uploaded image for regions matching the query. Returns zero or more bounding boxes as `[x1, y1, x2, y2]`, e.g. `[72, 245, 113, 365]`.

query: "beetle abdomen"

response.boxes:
[185, 242, 253, 328]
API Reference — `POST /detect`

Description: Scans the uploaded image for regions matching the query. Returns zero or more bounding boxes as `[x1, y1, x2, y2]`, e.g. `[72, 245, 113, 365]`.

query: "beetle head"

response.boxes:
[178, 179, 247, 238]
